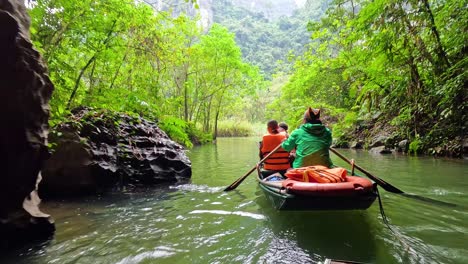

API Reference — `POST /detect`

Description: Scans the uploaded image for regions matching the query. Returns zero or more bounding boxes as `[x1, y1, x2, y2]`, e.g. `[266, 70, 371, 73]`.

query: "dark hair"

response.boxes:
[278, 122, 288, 131]
[267, 120, 279, 134]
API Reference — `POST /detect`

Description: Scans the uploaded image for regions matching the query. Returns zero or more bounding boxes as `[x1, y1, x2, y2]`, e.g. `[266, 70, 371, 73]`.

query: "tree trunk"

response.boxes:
[398, 4, 436, 69]
[43, 11, 86, 60]
[66, 20, 117, 109]
[213, 92, 226, 140]
[67, 54, 96, 109]
[421, 0, 451, 68]
[183, 63, 189, 121]
[109, 49, 129, 90]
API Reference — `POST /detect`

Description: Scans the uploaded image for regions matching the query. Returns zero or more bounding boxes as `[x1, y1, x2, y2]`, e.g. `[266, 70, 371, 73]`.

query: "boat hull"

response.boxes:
[257, 172, 377, 211]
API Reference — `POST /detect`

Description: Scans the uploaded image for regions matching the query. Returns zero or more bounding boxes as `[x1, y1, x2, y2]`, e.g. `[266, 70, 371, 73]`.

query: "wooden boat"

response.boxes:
[256, 165, 377, 211]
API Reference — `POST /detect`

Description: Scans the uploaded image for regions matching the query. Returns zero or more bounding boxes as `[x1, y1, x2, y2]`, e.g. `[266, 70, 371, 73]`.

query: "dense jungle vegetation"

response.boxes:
[212, 0, 331, 78]
[29, 0, 466, 156]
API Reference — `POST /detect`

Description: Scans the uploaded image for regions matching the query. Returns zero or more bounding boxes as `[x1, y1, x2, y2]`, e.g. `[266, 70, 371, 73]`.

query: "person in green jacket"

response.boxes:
[281, 107, 333, 168]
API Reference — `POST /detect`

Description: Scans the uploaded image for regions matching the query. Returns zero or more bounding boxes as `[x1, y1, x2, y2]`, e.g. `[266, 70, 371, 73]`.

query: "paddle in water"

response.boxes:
[224, 143, 283, 192]
[329, 148, 458, 208]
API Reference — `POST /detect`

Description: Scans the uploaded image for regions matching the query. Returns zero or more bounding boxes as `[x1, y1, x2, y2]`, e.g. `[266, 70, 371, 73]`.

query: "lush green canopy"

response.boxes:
[30, 0, 268, 146]
[29, 0, 466, 155]
[269, 0, 466, 155]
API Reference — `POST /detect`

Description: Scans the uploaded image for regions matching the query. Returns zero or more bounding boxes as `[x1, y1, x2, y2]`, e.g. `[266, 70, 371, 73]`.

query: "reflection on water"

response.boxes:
[1, 138, 467, 264]
[255, 192, 376, 263]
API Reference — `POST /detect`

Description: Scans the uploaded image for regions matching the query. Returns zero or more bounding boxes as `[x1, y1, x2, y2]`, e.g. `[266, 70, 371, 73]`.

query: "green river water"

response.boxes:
[3, 137, 467, 264]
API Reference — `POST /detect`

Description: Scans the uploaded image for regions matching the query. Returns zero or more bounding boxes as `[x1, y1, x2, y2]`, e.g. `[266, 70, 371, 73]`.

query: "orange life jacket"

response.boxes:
[285, 165, 347, 183]
[261, 133, 290, 171]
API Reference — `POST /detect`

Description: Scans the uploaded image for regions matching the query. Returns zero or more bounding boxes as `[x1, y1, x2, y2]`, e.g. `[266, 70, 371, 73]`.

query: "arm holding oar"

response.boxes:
[329, 147, 458, 207]
[224, 143, 283, 192]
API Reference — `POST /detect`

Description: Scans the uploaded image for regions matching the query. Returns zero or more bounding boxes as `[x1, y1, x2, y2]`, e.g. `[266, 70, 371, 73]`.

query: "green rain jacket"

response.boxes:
[281, 123, 333, 168]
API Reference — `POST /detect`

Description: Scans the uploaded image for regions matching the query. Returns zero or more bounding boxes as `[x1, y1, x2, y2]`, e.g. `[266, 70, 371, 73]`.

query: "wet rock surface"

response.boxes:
[397, 139, 409, 153]
[369, 146, 392, 154]
[0, 0, 55, 249]
[334, 113, 466, 157]
[41, 108, 192, 197]
[350, 140, 364, 149]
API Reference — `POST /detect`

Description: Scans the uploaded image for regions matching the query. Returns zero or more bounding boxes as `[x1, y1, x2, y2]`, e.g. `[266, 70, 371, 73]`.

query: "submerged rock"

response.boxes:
[397, 139, 409, 153]
[368, 135, 388, 149]
[369, 146, 392, 154]
[0, 0, 55, 249]
[350, 140, 364, 149]
[41, 108, 192, 197]
[331, 139, 349, 148]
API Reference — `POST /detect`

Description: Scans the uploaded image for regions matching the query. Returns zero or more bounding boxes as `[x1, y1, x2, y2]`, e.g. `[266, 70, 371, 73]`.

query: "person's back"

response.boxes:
[281, 108, 333, 168]
[260, 120, 290, 171]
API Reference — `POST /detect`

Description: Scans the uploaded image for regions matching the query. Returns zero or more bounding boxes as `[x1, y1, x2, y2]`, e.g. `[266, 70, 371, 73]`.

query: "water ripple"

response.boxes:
[116, 246, 189, 264]
[169, 184, 223, 193]
[189, 209, 266, 220]
[431, 188, 465, 196]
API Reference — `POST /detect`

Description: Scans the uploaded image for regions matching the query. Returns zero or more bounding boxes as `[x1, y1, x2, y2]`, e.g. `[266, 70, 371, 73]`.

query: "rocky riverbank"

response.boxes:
[41, 107, 192, 197]
[333, 117, 466, 158]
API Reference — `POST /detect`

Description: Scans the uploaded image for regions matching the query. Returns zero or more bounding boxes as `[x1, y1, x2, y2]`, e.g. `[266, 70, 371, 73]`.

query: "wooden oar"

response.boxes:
[329, 147, 458, 207]
[329, 148, 403, 193]
[224, 143, 283, 192]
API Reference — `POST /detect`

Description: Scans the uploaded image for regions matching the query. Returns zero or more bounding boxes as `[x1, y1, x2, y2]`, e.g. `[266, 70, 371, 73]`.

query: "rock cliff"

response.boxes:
[0, 0, 55, 249]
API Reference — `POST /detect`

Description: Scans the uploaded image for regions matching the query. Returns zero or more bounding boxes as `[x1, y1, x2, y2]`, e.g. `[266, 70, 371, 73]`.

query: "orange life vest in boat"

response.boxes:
[285, 165, 347, 183]
[261, 133, 290, 171]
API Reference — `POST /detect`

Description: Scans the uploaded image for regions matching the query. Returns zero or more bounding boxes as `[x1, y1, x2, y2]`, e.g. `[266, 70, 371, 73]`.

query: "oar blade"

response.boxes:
[223, 186, 235, 192]
[329, 148, 458, 208]
[378, 183, 404, 194]
[223, 181, 241, 192]
[223, 167, 256, 192]
[400, 193, 458, 208]
[224, 143, 283, 192]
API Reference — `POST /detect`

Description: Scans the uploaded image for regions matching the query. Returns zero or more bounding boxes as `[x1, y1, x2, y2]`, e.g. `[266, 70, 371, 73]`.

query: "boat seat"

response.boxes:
[261, 170, 286, 181]
[261, 169, 286, 178]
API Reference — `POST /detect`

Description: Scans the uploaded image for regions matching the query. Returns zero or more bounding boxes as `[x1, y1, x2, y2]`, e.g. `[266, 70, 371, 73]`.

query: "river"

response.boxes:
[3, 137, 467, 264]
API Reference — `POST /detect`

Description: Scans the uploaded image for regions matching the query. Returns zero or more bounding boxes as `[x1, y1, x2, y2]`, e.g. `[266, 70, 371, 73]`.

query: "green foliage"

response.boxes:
[409, 137, 422, 155]
[331, 110, 358, 139]
[389, 107, 412, 136]
[212, 0, 330, 79]
[29, 0, 269, 144]
[185, 122, 213, 145]
[158, 116, 193, 148]
[30, 0, 164, 120]
[271, 0, 466, 156]
[188, 23, 268, 136]
[216, 120, 254, 137]
[86, 88, 160, 118]
[29, 0, 465, 156]
[158, 118, 213, 148]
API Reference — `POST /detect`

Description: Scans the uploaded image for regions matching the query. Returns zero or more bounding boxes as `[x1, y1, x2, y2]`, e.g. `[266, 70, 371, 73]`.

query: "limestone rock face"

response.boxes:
[41, 108, 192, 197]
[0, 0, 55, 248]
